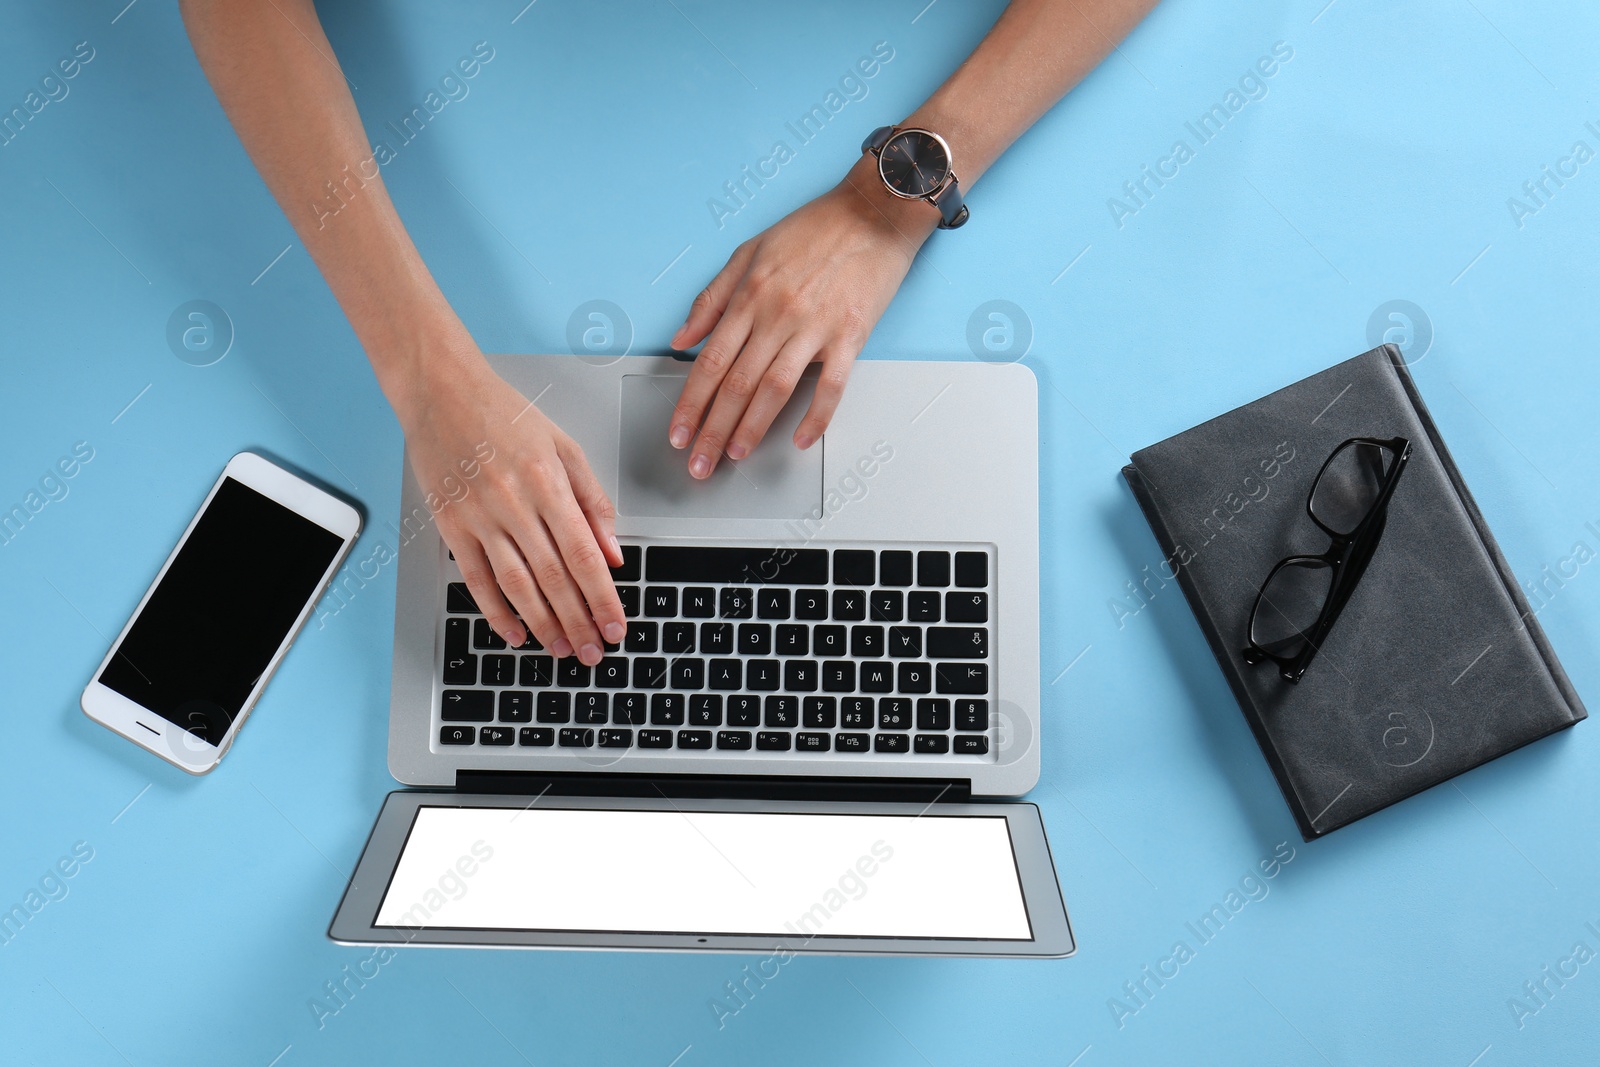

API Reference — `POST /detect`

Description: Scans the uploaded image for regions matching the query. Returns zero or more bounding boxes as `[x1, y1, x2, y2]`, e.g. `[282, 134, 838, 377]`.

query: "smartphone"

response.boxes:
[81, 452, 361, 774]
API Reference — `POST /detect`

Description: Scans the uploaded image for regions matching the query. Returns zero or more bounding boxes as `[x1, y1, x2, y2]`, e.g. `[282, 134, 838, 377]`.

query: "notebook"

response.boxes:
[1122, 345, 1586, 839]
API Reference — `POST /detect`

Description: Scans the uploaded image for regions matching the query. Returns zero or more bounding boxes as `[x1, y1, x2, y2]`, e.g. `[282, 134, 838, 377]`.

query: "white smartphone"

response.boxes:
[81, 451, 361, 774]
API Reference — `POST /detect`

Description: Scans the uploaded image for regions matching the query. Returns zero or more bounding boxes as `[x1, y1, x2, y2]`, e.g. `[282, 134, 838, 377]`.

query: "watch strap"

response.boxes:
[931, 178, 969, 229]
[862, 124, 896, 155]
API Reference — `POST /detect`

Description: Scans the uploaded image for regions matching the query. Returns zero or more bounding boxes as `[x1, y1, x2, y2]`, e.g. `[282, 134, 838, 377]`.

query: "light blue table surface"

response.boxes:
[4, 1, 1599, 1063]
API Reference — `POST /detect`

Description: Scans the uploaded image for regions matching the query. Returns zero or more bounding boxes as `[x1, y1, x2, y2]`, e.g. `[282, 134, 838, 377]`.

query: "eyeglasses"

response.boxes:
[1242, 436, 1411, 683]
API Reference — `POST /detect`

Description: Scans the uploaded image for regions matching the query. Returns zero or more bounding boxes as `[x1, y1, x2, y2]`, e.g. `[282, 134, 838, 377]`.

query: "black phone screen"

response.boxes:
[98, 476, 345, 744]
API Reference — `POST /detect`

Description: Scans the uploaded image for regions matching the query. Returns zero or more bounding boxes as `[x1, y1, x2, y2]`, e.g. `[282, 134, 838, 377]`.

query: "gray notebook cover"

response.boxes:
[1123, 345, 1585, 839]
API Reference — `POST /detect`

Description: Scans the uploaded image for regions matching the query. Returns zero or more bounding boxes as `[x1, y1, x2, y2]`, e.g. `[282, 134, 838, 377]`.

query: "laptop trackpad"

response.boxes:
[616, 374, 823, 520]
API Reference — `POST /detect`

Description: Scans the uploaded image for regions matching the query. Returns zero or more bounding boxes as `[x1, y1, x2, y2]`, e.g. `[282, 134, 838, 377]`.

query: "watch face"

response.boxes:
[878, 129, 950, 198]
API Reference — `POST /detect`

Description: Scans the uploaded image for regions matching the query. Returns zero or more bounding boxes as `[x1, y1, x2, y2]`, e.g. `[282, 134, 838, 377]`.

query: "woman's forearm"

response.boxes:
[179, 0, 476, 420]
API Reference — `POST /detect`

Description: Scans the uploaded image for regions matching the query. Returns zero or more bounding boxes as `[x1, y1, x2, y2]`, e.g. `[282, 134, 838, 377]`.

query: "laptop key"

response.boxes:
[442, 690, 493, 722]
[821, 661, 855, 692]
[446, 583, 480, 614]
[834, 732, 870, 753]
[595, 657, 629, 688]
[832, 590, 866, 621]
[445, 617, 471, 659]
[633, 657, 668, 689]
[888, 626, 922, 657]
[874, 733, 909, 754]
[917, 551, 951, 587]
[917, 698, 951, 731]
[775, 624, 809, 656]
[879, 550, 913, 587]
[519, 726, 554, 746]
[955, 551, 988, 588]
[757, 731, 792, 751]
[783, 660, 818, 692]
[639, 729, 673, 749]
[610, 544, 642, 582]
[473, 618, 507, 650]
[708, 659, 742, 690]
[537, 692, 571, 723]
[612, 694, 646, 724]
[671, 657, 706, 690]
[677, 730, 712, 750]
[878, 698, 912, 729]
[716, 730, 753, 750]
[796, 732, 831, 751]
[575, 693, 608, 724]
[757, 588, 791, 619]
[956, 699, 989, 730]
[935, 663, 989, 694]
[914, 733, 951, 754]
[557, 659, 591, 687]
[764, 696, 798, 728]
[737, 624, 772, 655]
[727, 695, 760, 727]
[645, 587, 678, 617]
[719, 587, 754, 618]
[689, 694, 723, 726]
[482, 654, 516, 686]
[795, 589, 828, 619]
[946, 591, 989, 623]
[519, 655, 553, 687]
[928, 627, 988, 659]
[747, 660, 780, 691]
[443, 653, 476, 686]
[908, 591, 941, 622]
[700, 622, 734, 654]
[803, 696, 836, 728]
[833, 549, 875, 586]
[897, 662, 932, 694]
[850, 625, 884, 658]
[440, 725, 475, 745]
[663, 621, 696, 653]
[841, 697, 874, 728]
[559, 727, 594, 747]
[599, 729, 633, 748]
[651, 693, 685, 726]
[861, 662, 893, 693]
[869, 591, 903, 622]
[955, 735, 988, 754]
[683, 587, 715, 617]
[481, 726, 514, 746]
[498, 691, 533, 723]
[814, 625, 845, 656]
[618, 585, 641, 617]
[625, 621, 658, 653]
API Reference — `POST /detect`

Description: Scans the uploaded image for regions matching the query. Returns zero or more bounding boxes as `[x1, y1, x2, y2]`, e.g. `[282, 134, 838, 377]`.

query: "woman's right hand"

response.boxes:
[398, 350, 627, 666]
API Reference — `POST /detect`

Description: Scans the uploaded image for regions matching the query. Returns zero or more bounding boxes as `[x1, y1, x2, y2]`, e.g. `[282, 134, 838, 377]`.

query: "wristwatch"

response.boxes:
[862, 125, 969, 229]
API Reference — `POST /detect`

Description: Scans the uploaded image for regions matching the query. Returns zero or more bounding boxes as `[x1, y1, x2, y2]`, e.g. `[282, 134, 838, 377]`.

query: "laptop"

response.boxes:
[329, 354, 1074, 957]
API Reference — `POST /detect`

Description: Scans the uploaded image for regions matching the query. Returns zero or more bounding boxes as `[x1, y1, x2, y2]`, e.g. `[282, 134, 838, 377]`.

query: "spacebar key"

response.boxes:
[646, 546, 829, 584]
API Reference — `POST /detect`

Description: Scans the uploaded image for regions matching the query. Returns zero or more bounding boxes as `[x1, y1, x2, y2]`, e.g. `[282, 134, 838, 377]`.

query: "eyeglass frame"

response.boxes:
[1241, 435, 1413, 683]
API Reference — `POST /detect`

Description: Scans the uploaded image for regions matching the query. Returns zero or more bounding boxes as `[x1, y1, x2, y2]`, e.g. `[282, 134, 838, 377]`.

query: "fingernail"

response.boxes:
[690, 454, 710, 478]
[727, 441, 747, 461]
[669, 318, 691, 349]
[669, 425, 690, 449]
[580, 642, 602, 665]
[603, 621, 625, 643]
[552, 637, 574, 658]
[795, 433, 814, 450]
[607, 533, 621, 558]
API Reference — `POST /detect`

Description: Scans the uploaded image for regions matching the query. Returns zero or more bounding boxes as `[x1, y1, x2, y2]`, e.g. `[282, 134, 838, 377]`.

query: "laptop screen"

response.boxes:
[374, 805, 1032, 941]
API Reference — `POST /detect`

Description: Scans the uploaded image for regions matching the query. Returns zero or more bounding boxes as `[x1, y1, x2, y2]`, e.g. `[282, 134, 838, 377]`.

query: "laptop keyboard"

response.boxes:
[435, 543, 995, 761]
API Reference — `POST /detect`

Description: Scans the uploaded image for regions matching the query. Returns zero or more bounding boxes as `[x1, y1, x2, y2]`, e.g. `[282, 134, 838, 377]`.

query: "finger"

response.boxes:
[727, 335, 819, 461]
[792, 342, 860, 449]
[513, 514, 605, 665]
[689, 327, 788, 479]
[482, 535, 570, 656]
[669, 310, 752, 450]
[545, 491, 627, 651]
[450, 536, 529, 648]
[558, 436, 623, 571]
[671, 240, 757, 351]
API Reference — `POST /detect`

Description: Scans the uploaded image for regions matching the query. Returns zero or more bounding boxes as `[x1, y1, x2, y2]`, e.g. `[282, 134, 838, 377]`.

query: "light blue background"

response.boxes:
[3, 1, 1597, 1064]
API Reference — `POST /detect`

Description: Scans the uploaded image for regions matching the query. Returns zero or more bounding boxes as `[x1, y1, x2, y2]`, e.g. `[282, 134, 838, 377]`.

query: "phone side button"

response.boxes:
[439, 725, 476, 745]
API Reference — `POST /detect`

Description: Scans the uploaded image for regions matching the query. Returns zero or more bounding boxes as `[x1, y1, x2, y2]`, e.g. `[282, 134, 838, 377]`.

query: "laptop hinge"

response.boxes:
[453, 770, 971, 805]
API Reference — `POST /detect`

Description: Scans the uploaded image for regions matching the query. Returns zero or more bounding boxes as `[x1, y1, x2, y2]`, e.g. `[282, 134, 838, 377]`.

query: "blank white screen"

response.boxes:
[375, 806, 1032, 941]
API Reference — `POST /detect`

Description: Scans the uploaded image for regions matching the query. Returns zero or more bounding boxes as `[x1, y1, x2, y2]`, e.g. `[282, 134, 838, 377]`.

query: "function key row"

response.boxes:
[443, 692, 989, 730]
[604, 545, 987, 588]
[440, 724, 990, 755]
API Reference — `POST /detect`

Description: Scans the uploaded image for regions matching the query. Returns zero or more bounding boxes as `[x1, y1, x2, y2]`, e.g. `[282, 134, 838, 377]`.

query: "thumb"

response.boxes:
[671, 240, 756, 351]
